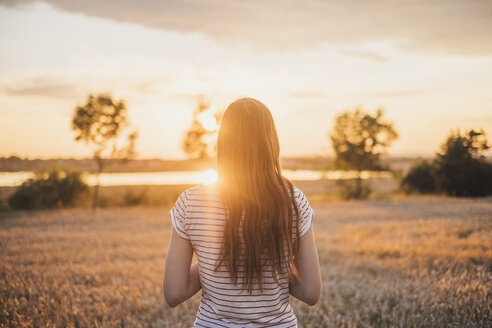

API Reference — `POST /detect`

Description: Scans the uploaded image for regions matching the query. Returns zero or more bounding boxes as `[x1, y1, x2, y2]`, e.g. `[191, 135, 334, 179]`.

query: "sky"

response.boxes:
[0, 0, 491, 159]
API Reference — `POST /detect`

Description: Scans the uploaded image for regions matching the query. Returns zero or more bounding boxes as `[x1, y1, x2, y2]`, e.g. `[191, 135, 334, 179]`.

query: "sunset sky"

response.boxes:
[1, 0, 491, 159]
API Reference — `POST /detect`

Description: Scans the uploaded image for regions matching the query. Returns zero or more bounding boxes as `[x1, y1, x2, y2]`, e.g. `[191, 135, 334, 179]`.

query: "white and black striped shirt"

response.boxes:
[170, 184, 314, 328]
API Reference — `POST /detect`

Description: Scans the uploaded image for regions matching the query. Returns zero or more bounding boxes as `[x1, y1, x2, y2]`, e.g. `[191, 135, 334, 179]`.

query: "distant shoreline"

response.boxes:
[0, 156, 429, 173]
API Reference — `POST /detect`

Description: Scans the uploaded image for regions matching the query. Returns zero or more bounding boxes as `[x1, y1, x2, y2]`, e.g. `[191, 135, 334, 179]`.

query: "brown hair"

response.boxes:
[215, 97, 300, 292]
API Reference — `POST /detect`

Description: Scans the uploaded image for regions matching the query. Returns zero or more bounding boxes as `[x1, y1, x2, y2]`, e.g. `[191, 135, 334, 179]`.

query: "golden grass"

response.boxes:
[1, 196, 491, 327]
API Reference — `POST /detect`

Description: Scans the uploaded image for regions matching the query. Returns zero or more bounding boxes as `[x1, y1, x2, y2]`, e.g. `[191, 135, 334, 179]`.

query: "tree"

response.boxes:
[433, 129, 492, 196]
[401, 160, 436, 194]
[182, 97, 220, 159]
[330, 108, 398, 199]
[72, 93, 138, 209]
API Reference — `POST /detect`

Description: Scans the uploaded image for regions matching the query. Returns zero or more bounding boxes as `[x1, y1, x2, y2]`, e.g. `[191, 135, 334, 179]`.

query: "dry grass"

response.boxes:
[1, 196, 491, 327]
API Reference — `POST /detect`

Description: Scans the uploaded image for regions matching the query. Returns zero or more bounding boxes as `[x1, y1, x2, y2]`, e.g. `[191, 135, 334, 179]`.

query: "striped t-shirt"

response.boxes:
[170, 184, 314, 328]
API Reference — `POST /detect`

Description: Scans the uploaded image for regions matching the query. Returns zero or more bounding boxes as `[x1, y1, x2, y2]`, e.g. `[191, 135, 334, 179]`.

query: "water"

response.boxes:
[0, 169, 392, 187]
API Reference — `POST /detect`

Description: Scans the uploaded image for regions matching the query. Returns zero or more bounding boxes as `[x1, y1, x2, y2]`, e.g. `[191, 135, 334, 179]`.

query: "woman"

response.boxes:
[163, 98, 321, 327]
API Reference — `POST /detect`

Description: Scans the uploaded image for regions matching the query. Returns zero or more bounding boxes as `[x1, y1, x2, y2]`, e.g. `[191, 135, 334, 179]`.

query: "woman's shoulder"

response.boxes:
[184, 183, 219, 194]
[290, 184, 307, 200]
[180, 184, 222, 203]
[291, 185, 312, 212]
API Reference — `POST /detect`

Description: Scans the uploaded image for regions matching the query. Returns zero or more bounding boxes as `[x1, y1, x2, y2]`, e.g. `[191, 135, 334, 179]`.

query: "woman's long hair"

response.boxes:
[215, 97, 300, 293]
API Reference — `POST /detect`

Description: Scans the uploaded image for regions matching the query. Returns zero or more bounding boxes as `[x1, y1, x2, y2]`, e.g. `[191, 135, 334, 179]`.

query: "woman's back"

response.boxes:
[170, 184, 314, 327]
[164, 97, 321, 327]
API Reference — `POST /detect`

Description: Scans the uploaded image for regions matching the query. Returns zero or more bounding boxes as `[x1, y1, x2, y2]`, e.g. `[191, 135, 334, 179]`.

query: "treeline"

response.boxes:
[0, 156, 217, 173]
[0, 155, 421, 173]
[402, 130, 492, 197]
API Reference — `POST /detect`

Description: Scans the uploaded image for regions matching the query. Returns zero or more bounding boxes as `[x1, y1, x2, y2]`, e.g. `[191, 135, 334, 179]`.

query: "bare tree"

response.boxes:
[72, 93, 138, 209]
[182, 97, 220, 159]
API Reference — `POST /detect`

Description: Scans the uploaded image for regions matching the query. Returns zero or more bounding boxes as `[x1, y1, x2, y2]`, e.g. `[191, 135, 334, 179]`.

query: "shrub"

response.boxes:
[121, 188, 148, 207]
[401, 160, 436, 194]
[336, 179, 371, 200]
[401, 129, 492, 197]
[434, 130, 492, 197]
[8, 169, 89, 210]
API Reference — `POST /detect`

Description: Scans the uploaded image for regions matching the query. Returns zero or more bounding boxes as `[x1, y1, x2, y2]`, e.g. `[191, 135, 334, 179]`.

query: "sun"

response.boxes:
[198, 113, 218, 132]
[202, 169, 218, 185]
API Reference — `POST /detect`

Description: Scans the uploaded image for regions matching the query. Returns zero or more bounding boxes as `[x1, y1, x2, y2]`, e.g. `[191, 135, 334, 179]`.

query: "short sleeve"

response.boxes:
[295, 187, 314, 237]
[169, 190, 189, 240]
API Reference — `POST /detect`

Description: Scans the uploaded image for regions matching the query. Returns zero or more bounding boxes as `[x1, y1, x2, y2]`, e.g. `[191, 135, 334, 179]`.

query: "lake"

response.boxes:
[0, 169, 393, 187]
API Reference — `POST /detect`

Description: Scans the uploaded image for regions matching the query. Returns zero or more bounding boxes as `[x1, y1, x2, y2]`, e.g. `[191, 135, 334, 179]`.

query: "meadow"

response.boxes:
[0, 195, 491, 327]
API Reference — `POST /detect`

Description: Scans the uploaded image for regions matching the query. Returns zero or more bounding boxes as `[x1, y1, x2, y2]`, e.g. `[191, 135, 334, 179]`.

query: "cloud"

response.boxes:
[1, 0, 492, 56]
[287, 91, 327, 99]
[359, 90, 424, 98]
[435, 116, 492, 125]
[2, 77, 82, 99]
[167, 93, 202, 102]
[338, 49, 389, 63]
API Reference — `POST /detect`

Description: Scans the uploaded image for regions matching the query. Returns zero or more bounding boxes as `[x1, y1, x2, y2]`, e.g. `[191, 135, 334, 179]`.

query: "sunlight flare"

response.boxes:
[202, 169, 218, 185]
[198, 113, 218, 132]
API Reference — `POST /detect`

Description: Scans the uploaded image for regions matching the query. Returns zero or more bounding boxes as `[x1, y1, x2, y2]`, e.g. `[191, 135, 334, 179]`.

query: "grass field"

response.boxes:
[1, 195, 491, 327]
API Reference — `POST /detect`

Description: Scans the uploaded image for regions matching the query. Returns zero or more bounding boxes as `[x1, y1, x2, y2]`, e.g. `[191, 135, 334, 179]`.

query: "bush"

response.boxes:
[434, 156, 492, 197]
[401, 160, 436, 194]
[434, 130, 492, 197]
[336, 179, 371, 200]
[121, 188, 148, 207]
[8, 169, 89, 210]
[401, 129, 492, 197]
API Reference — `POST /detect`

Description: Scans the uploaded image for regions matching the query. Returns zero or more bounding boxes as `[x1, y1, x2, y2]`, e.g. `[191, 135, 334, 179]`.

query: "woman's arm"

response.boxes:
[163, 227, 201, 307]
[289, 225, 321, 306]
